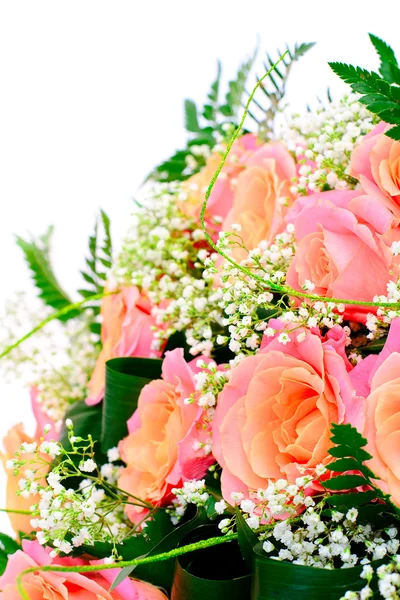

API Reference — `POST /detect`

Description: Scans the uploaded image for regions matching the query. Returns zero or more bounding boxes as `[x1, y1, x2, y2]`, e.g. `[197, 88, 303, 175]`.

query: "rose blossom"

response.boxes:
[118, 349, 214, 522]
[286, 188, 398, 322]
[0, 539, 167, 599]
[349, 319, 400, 506]
[87, 286, 159, 405]
[180, 133, 260, 222]
[350, 121, 400, 216]
[1, 424, 49, 536]
[212, 323, 364, 502]
[222, 142, 296, 257]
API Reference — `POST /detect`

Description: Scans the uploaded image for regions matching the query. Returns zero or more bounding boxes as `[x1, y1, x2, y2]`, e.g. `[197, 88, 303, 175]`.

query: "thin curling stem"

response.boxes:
[199, 56, 400, 310]
[15, 532, 238, 600]
[0, 291, 117, 360]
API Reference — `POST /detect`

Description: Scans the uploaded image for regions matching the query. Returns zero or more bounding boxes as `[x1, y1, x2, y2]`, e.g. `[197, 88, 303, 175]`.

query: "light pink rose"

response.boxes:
[118, 349, 214, 522]
[87, 286, 160, 406]
[350, 121, 400, 217]
[286, 189, 398, 322]
[212, 323, 364, 502]
[0, 539, 167, 599]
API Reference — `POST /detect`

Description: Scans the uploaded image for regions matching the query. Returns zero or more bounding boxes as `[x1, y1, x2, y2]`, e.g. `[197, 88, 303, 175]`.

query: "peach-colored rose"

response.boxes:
[87, 286, 159, 405]
[222, 142, 296, 257]
[212, 324, 363, 502]
[118, 349, 214, 522]
[1, 425, 48, 536]
[286, 189, 398, 322]
[0, 539, 167, 600]
[351, 121, 400, 217]
[181, 133, 260, 222]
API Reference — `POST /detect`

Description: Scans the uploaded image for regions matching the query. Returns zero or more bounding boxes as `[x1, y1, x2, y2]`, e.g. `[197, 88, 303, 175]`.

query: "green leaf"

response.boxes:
[251, 542, 382, 599]
[327, 457, 376, 479]
[79, 211, 112, 305]
[324, 490, 378, 508]
[328, 444, 372, 463]
[324, 474, 367, 491]
[0, 551, 7, 576]
[236, 507, 258, 570]
[101, 357, 163, 452]
[184, 99, 201, 133]
[369, 33, 400, 84]
[112, 509, 208, 591]
[0, 533, 20, 555]
[329, 423, 368, 450]
[222, 50, 257, 119]
[386, 125, 400, 141]
[16, 227, 79, 321]
[170, 524, 250, 600]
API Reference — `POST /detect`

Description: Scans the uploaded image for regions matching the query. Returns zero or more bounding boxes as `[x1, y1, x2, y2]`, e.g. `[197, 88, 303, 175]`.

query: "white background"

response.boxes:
[0, 0, 398, 536]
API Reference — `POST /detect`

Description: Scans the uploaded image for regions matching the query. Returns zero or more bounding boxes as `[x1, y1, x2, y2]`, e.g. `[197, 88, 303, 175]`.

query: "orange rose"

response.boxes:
[222, 142, 296, 259]
[1, 424, 48, 536]
[212, 324, 363, 502]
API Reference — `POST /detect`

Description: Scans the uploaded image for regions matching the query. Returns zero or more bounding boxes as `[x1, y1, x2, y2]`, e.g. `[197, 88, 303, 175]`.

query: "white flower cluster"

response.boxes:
[262, 507, 399, 570]
[0, 296, 99, 427]
[370, 278, 400, 337]
[113, 182, 224, 355]
[341, 556, 400, 599]
[195, 225, 296, 359]
[169, 480, 210, 525]
[281, 93, 375, 194]
[233, 474, 315, 529]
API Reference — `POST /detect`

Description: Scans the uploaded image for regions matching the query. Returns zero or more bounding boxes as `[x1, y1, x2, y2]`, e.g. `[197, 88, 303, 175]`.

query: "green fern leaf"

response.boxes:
[184, 99, 201, 133]
[16, 227, 79, 321]
[369, 33, 400, 84]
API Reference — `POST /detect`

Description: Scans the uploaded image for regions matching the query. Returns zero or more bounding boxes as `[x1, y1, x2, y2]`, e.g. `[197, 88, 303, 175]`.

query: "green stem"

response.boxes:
[0, 291, 117, 360]
[0, 508, 32, 515]
[16, 533, 238, 599]
[199, 57, 400, 311]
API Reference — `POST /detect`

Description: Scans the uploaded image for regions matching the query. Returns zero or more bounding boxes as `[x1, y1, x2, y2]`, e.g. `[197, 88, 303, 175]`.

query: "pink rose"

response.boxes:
[350, 121, 400, 217]
[87, 286, 160, 406]
[348, 320, 400, 506]
[222, 142, 296, 257]
[212, 324, 363, 502]
[118, 349, 214, 522]
[286, 189, 397, 322]
[0, 539, 167, 599]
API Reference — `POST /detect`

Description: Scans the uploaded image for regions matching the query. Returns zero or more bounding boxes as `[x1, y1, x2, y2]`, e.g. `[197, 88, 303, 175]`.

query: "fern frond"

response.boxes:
[16, 227, 79, 321]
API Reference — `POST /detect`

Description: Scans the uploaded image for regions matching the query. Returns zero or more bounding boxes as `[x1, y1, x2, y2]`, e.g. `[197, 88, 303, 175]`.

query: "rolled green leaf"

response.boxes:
[101, 356, 162, 452]
[251, 542, 380, 599]
[236, 507, 258, 570]
[170, 525, 251, 600]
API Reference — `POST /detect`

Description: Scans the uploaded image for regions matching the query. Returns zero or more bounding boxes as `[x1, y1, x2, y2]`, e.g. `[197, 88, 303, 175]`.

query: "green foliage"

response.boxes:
[101, 357, 163, 452]
[252, 41, 315, 136]
[16, 226, 80, 321]
[324, 423, 400, 517]
[236, 507, 258, 570]
[369, 33, 400, 84]
[78, 210, 112, 313]
[329, 34, 400, 140]
[0, 533, 20, 576]
[150, 51, 256, 184]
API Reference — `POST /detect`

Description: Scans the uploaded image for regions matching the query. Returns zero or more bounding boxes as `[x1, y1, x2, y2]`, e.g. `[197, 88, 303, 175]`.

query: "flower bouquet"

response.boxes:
[2, 33, 400, 600]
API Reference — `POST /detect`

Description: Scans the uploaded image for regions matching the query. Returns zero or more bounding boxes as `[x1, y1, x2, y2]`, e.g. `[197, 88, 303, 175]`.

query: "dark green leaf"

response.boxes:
[329, 423, 368, 450]
[171, 526, 250, 600]
[327, 457, 376, 479]
[16, 227, 79, 321]
[324, 490, 378, 508]
[236, 507, 258, 570]
[369, 33, 400, 84]
[324, 474, 367, 491]
[328, 445, 372, 463]
[386, 125, 400, 140]
[112, 509, 208, 591]
[0, 551, 7, 576]
[101, 357, 163, 452]
[0, 533, 20, 555]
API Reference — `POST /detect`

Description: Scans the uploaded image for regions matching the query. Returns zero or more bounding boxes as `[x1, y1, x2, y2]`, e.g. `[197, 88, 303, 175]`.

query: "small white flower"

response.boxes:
[240, 499, 256, 514]
[80, 459, 97, 473]
[263, 540, 275, 553]
[107, 447, 120, 463]
[214, 500, 227, 515]
[218, 518, 231, 530]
